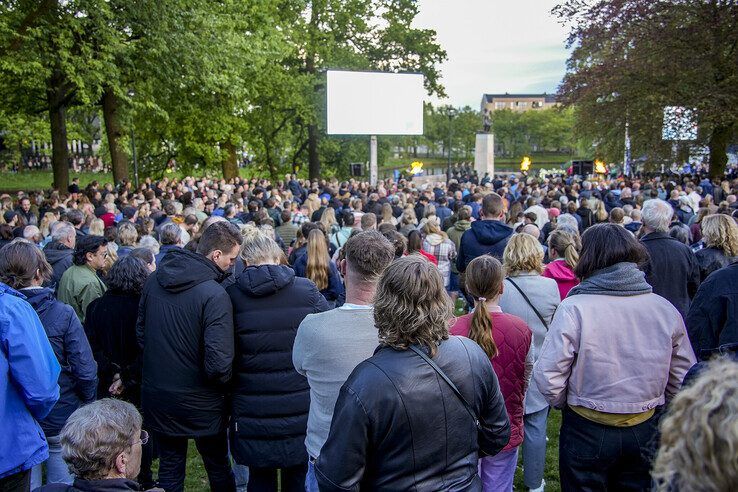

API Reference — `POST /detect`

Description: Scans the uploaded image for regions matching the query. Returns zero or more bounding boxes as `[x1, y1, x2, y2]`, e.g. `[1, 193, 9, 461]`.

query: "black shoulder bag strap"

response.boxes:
[505, 277, 549, 331]
[409, 345, 481, 428]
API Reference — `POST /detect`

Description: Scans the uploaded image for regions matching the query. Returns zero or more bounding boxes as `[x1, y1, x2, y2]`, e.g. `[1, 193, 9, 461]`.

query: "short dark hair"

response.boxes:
[458, 207, 471, 221]
[73, 235, 108, 266]
[196, 221, 242, 256]
[343, 230, 395, 282]
[574, 223, 648, 279]
[129, 247, 155, 265]
[342, 211, 355, 227]
[482, 192, 505, 218]
[0, 240, 52, 289]
[280, 209, 292, 223]
[381, 229, 407, 258]
[300, 221, 319, 239]
[105, 256, 149, 295]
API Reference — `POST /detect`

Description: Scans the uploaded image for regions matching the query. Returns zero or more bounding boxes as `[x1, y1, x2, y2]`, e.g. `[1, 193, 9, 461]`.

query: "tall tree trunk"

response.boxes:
[307, 124, 320, 181]
[102, 87, 129, 184]
[47, 70, 69, 191]
[306, 1, 321, 181]
[708, 124, 731, 179]
[222, 141, 239, 180]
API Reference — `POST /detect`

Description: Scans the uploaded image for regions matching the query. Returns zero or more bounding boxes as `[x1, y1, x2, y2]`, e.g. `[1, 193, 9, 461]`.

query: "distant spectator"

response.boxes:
[694, 214, 738, 281]
[155, 222, 183, 264]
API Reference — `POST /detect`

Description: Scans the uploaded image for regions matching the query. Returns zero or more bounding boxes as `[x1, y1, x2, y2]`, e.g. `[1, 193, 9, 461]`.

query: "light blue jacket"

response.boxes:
[0, 283, 60, 478]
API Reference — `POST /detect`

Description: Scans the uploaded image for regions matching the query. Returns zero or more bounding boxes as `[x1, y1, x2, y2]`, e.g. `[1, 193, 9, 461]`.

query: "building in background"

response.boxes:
[480, 93, 558, 113]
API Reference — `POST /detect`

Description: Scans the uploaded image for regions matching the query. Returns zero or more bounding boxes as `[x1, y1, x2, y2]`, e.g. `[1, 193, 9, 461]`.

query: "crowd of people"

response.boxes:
[0, 169, 737, 492]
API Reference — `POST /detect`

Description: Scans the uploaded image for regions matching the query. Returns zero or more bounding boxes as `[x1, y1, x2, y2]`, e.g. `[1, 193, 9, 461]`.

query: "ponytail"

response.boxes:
[563, 242, 579, 270]
[469, 297, 498, 358]
[549, 229, 580, 270]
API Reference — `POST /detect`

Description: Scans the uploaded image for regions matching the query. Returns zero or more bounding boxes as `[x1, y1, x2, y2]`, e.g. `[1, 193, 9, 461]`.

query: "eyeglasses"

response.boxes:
[132, 430, 149, 446]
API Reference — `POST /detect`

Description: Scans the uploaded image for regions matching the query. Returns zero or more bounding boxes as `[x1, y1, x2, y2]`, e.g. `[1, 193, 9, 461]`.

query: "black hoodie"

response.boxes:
[136, 248, 234, 437]
[43, 241, 74, 289]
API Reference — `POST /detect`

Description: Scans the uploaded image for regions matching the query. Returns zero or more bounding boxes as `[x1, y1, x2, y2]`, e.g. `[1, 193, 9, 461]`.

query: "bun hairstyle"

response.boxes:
[464, 255, 505, 358]
[548, 229, 580, 270]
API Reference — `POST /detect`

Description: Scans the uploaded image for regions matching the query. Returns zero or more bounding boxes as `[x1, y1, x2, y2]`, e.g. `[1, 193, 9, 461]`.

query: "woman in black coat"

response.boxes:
[694, 214, 738, 281]
[227, 227, 329, 492]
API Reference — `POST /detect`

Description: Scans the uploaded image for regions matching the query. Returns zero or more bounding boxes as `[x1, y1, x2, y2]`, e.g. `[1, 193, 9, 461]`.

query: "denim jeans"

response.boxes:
[559, 406, 662, 491]
[478, 448, 518, 492]
[30, 434, 73, 490]
[522, 407, 549, 489]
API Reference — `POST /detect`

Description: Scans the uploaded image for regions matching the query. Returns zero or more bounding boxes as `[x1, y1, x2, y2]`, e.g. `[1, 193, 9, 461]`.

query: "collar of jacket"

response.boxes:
[71, 478, 140, 491]
[640, 231, 671, 241]
[0, 282, 25, 299]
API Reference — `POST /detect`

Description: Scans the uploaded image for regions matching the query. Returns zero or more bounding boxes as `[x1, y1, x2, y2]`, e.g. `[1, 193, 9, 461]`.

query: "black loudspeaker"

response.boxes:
[350, 163, 363, 176]
[571, 160, 594, 175]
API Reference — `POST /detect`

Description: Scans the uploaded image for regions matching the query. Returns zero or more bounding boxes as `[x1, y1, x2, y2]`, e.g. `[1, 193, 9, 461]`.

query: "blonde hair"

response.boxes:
[239, 224, 284, 265]
[88, 218, 105, 236]
[594, 200, 608, 222]
[701, 214, 738, 257]
[306, 229, 329, 290]
[422, 217, 446, 238]
[548, 229, 580, 270]
[503, 233, 544, 276]
[117, 222, 138, 247]
[39, 212, 57, 238]
[373, 255, 452, 357]
[652, 358, 738, 491]
[320, 207, 337, 229]
[381, 203, 394, 224]
[464, 255, 504, 358]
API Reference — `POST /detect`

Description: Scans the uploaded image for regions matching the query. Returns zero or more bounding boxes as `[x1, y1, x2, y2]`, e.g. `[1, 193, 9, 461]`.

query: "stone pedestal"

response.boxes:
[474, 133, 495, 177]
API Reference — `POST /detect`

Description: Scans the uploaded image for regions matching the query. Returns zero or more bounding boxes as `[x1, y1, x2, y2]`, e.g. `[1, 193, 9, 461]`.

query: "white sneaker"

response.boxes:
[528, 479, 545, 492]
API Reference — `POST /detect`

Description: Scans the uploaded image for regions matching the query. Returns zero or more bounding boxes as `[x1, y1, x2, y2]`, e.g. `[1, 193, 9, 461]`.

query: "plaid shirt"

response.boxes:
[292, 212, 308, 227]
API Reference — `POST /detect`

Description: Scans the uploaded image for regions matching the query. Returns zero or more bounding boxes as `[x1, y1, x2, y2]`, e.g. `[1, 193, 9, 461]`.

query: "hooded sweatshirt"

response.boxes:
[543, 259, 580, 300]
[43, 241, 73, 290]
[456, 220, 513, 272]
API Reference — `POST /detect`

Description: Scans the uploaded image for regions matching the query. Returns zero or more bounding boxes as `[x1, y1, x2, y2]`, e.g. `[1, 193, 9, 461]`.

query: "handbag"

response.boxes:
[505, 277, 549, 331]
[409, 345, 481, 429]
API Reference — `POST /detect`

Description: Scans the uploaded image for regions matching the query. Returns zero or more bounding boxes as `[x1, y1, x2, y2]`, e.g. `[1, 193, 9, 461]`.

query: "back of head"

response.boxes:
[67, 209, 84, 227]
[381, 229, 407, 258]
[669, 223, 691, 245]
[407, 229, 423, 253]
[373, 255, 452, 356]
[609, 207, 625, 224]
[652, 358, 738, 492]
[196, 221, 242, 256]
[60, 398, 142, 481]
[74, 235, 108, 266]
[51, 222, 75, 243]
[239, 224, 284, 265]
[465, 255, 504, 358]
[117, 222, 138, 247]
[0, 239, 52, 289]
[548, 229, 580, 270]
[701, 214, 738, 256]
[575, 223, 648, 279]
[503, 233, 544, 276]
[343, 230, 394, 283]
[159, 223, 182, 246]
[342, 210, 355, 227]
[306, 228, 329, 290]
[361, 212, 377, 230]
[642, 199, 673, 232]
[482, 192, 504, 219]
[280, 209, 292, 224]
[129, 247, 155, 266]
[105, 255, 149, 295]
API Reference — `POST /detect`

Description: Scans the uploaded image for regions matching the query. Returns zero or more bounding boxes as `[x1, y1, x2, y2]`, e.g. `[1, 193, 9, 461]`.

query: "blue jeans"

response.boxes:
[522, 408, 549, 489]
[30, 434, 73, 490]
[305, 459, 319, 492]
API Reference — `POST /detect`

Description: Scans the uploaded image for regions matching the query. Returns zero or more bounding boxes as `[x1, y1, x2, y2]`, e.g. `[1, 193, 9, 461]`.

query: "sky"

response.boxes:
[413, 0, 571, 109]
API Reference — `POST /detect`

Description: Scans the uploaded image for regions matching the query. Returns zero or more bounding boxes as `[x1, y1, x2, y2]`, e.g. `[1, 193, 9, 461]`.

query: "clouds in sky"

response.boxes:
[413, 0, 571, 108]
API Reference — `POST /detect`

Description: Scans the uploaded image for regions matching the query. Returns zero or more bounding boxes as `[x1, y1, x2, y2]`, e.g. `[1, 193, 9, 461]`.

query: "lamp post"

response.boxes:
[127, 89, 139, 189]
[447, 107, 456, 183]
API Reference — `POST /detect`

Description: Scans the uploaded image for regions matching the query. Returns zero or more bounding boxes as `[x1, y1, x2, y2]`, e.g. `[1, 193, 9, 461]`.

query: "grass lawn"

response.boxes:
[174, 409, 562, 491]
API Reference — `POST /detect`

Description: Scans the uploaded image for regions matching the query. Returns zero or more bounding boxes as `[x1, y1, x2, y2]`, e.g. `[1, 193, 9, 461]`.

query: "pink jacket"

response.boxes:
[542, 260, 579, 300]
[534, 292, 696, 414]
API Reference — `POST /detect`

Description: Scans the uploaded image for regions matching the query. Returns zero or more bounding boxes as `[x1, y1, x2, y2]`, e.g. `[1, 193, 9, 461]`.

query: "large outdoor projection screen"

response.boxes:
[326, 70, 424, 135]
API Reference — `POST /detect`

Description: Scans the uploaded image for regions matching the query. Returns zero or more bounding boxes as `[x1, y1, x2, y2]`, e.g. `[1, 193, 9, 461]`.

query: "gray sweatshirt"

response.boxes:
[292, 305, 379, 458]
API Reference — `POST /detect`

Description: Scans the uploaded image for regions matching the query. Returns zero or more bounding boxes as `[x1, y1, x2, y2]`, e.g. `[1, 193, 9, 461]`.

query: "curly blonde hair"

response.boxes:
[701, 214, 738, 257]
[652, 358, 738, 491]
[503, 233, 544, 276]
[373, 255, 452, 356]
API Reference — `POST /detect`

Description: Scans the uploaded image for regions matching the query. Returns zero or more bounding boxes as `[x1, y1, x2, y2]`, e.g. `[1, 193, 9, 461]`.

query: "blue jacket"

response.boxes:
[292, 254, 345, 305]
[456, 220, 513, 272]
[22, 288, 97, 436]
[0, 283, 60, 478]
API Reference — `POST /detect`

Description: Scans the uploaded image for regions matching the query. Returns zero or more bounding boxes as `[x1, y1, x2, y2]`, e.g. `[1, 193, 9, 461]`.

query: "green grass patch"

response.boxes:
[0, 171, 115, 192]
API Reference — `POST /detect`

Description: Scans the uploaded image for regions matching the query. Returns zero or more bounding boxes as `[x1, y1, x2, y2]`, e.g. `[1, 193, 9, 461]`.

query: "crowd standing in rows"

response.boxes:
[1, 169, 737, 492]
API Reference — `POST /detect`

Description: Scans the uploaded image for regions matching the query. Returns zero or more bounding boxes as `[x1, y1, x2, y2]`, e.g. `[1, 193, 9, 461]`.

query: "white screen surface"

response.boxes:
[326, 70, 424, 135]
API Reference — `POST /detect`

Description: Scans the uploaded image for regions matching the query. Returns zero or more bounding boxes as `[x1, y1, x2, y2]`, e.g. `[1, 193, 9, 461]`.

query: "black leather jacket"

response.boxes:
[315, 336, 510, 491]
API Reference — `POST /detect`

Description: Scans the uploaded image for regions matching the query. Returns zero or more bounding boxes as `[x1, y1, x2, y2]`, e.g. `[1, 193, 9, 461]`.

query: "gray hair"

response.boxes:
[239, 225, 284, 265]
[642, 199, 673, 232]
[159, 222, 182, 246]
[60, 399, 142, 480]
[51, 222, 75, 242]
[137, 235, 160, 255]
[558, 213, 579, 231]
[117, 222, 138, 247]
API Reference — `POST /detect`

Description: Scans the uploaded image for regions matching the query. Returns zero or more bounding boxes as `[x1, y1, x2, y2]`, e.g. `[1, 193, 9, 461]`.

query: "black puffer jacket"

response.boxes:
[227, 264, 328, 468]
[43, 241, 73, 290]
[316, 336, 511, 491]
[136, 248, 234, 437]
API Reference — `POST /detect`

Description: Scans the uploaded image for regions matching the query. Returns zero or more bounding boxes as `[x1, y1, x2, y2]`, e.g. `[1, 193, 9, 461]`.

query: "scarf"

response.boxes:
[568, 262, 652, 297]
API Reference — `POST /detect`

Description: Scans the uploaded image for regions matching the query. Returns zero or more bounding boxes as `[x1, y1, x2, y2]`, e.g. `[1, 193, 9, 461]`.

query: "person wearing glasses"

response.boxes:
[57, 235, 108, 323]
[36, 399, 161, 492]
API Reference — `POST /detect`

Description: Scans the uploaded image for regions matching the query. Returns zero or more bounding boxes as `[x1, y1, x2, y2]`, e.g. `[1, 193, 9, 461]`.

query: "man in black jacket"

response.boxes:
[686, 261, 738, 361]
[137, 222, 242, 492]
[640, 199, 700, 318]
[43, 222, 76, 290]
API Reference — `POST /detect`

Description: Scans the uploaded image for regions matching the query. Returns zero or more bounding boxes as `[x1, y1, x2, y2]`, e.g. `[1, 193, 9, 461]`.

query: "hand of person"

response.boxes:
[109, 374, 125, 396]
